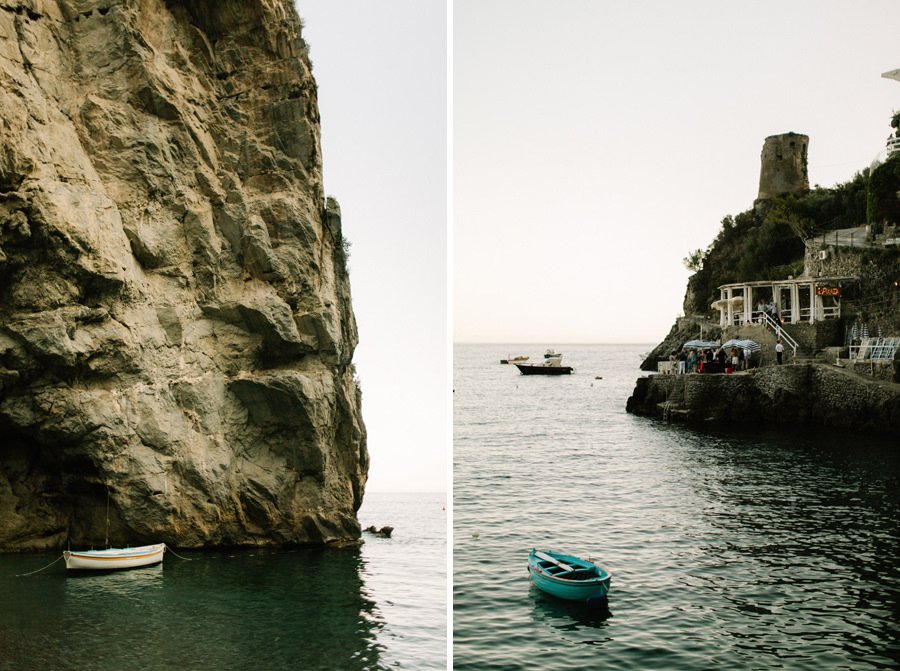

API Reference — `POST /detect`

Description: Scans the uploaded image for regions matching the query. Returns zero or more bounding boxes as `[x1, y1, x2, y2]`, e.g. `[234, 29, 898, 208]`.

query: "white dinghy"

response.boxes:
[63, 543, 166, 571]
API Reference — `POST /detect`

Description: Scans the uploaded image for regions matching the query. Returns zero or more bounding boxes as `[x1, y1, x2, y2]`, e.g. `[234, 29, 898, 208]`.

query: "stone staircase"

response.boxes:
[723, 321, 815, 365]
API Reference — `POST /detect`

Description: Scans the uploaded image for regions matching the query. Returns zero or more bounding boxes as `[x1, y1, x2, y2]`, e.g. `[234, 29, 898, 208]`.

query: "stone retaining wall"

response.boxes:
[626, 364, 900, 434]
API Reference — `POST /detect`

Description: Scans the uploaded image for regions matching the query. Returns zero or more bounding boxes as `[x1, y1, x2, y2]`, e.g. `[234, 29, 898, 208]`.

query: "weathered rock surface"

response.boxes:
[0, 0, 367, 551]
[626, 364, 900, 434]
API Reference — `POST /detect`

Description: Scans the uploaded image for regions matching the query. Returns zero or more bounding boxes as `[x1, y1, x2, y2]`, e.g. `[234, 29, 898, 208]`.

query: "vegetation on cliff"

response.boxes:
[868, 151, 900, 226]
[683, 155, 900, 317]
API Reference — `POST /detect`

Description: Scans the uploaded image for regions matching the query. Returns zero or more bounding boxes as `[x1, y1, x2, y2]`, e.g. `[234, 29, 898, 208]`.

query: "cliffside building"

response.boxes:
[713, 276, 854, 329]
[882, 69, 899, 157]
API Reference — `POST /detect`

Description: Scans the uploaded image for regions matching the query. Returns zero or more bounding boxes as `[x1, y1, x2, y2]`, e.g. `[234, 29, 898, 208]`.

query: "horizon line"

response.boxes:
[453, 341, 657, 346]
[363, 489, 447, 495]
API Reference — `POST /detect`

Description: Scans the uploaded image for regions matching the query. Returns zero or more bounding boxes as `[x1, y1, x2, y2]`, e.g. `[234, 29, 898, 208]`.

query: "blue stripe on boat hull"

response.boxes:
[528, 567, 610, 601]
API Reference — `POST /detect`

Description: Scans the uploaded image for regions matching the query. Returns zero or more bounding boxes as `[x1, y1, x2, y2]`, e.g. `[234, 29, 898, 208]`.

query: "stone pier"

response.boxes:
[626, 364, 900, 434]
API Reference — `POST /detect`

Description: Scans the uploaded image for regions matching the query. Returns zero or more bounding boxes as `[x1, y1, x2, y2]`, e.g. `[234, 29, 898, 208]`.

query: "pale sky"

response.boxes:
[298, 2, 448, 492]
[295, 1, 900, 492]
[454, 0, 900, 344]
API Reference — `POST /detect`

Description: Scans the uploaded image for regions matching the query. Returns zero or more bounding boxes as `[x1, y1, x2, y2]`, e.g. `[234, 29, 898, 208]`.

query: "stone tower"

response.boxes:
[757, 132, 810, 201]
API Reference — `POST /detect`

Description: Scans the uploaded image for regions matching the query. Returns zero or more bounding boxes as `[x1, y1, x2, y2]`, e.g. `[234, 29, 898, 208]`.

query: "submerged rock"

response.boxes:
[0, 0, 367, 551]
[364, 526, 394, 538]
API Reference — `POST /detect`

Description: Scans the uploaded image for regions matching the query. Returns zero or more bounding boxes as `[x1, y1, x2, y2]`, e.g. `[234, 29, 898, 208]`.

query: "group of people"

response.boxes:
[671, 339, 785, 373]
[756, 300, 782, 324]
[672, 346, 751, 374]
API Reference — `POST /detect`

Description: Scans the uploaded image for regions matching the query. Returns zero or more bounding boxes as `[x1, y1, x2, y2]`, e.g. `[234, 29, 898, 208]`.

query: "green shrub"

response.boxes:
[867, 156, 900, 228]
[684, 170, 885, 315]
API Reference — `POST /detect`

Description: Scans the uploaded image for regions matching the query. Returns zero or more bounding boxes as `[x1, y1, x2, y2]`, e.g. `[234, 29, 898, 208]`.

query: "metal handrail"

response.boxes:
[848, 338, 899, 360]
[759, 312, 798, 357]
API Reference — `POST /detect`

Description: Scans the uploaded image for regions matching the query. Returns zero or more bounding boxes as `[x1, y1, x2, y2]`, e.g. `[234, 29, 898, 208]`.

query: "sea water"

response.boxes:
[0, 491, 446, 670]
[453, 344, 900, 670]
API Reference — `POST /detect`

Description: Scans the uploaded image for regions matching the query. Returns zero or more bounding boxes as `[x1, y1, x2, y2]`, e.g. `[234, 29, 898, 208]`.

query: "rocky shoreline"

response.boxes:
[626, 363, 900, 435]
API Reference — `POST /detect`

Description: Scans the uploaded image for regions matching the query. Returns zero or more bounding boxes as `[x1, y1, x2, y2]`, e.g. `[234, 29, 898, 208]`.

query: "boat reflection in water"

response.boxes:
[64, 559, 164, 596]
[530, 588, 613, 632]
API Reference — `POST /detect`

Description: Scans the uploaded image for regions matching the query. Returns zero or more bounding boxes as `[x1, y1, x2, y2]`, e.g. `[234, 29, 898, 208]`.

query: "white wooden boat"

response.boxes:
[63, 543, 166, 571]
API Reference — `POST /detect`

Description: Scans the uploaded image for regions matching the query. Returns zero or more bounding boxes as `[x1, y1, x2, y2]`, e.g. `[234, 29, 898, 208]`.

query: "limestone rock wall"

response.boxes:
[0, 0, 367, 550]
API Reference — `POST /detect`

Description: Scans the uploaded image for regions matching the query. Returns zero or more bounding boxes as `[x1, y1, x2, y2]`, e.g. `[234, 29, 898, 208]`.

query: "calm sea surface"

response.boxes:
[0, 491, 446, 670]
[453, 344, 900, 670]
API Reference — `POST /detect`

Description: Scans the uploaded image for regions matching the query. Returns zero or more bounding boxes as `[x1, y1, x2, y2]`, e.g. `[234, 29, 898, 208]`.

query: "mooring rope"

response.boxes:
[15, 544, 191, 576]
[16, 554, 64, 577]
[105, 482, 110, 549]
[163, 543, 192, 561]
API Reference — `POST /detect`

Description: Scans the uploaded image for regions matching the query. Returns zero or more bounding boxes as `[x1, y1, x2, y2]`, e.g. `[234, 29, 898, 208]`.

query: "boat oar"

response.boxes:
[534, 550, 574, 572]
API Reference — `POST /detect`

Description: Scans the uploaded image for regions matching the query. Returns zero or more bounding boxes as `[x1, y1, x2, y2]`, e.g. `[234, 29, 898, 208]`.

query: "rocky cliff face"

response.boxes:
[0, 0, 367, 551]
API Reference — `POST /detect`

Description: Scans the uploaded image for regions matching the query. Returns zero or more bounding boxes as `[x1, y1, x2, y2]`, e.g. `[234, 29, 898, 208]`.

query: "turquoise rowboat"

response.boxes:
[527, 548, 611, 604]
[63, 543, 166, 571]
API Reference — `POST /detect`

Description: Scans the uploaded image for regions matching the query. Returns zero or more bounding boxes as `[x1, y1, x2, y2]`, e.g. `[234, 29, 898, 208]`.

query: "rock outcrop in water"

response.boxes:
[0, 0, 367, 551]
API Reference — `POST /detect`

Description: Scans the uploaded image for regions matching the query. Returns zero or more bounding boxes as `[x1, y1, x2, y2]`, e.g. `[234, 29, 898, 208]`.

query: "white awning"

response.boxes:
[711, 296, 743, 309]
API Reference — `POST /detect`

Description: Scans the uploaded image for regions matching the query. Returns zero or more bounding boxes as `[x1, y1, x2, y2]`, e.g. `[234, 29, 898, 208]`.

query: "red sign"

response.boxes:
[815, 286, 841, 297]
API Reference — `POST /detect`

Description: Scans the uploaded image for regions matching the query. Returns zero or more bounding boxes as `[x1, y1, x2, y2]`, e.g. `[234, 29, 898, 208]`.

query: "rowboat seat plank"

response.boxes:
[534, 550, 574, 572]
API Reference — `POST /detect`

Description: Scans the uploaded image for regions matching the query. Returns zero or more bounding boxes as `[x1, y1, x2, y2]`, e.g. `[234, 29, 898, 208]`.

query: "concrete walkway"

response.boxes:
[811, 226, 875, 249]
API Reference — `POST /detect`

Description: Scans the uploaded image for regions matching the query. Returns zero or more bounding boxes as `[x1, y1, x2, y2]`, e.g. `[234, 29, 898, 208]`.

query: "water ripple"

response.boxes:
[454, 344, 900, 670]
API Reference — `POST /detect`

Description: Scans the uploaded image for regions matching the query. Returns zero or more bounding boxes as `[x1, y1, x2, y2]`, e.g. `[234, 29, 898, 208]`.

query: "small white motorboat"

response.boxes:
[63, 543, 166, 571]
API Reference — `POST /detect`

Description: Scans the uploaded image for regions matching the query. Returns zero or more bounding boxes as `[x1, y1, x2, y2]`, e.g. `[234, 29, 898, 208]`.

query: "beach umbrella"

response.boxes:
[682, 339, 720, 350]
[722, 339, 761, 352]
